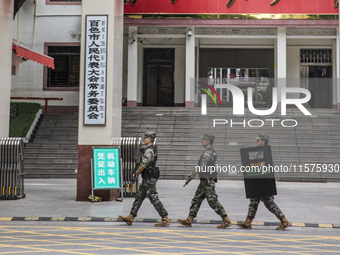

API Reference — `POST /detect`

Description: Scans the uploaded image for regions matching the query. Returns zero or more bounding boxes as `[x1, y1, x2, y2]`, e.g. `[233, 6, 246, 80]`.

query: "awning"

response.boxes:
[12, 45, 55, 69]
[14, 0, 27, 18]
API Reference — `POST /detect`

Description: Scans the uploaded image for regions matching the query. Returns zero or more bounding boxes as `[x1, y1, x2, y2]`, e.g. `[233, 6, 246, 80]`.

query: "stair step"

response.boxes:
[25, 165, 77, 171]
[121, 107, 340, 181]
[24, 114, 79, 179]
[23, 108, 340, 181]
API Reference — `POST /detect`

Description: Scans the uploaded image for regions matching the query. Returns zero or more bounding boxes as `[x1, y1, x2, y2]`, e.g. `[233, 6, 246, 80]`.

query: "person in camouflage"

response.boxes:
[119, 131, 170, 227]
[237, 134, 290, 231]
[178, 133, 232, 229]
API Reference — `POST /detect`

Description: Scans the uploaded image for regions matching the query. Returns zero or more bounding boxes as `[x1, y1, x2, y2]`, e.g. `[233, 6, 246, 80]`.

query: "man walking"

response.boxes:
[178, 133, 232, 229]
[237, 134, 290, 230]
[119, 131, 170, 227]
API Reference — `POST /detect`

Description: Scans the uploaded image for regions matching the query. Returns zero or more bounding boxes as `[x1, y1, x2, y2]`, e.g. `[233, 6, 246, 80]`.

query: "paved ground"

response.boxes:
[1, 179, 340, 254]
[1, 179, 340, 226]
[0, 222, 340, 254]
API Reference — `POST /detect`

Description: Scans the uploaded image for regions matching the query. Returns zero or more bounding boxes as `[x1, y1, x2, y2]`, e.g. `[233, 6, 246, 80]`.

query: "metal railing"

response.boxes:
[10, 97, 63, 114]
[0, 138, 25, 199]
[111, 137, 143, 197]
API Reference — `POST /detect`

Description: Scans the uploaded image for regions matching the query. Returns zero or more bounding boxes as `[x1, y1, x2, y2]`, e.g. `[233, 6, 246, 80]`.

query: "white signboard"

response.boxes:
[84, 15, 108, 125]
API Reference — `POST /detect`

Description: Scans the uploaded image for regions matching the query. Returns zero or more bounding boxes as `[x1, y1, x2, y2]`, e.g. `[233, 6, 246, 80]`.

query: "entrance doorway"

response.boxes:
[306, 66, 332, 108]
[143, 49, 174, 106]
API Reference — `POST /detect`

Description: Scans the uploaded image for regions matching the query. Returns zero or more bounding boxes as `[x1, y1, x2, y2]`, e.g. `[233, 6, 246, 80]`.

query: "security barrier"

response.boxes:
[111, 137, 143, 197]
[0, 138, 25, 200]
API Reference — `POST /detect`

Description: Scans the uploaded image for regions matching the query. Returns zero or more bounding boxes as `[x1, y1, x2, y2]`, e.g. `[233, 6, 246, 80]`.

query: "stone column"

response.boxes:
[276, 27, 287, 107]
[127, 26, 138, 107]
[77, 0, 123, 201]
[336, 28, 340, 109]
[0, 0, 14, 137]
[185, 27, 195, 107]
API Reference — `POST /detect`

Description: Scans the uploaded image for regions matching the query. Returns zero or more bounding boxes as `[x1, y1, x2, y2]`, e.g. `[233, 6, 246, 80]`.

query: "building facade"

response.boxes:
[11, 0, 81, 114]
[11, 0, 340, 112]
[8, 0, 340, 201]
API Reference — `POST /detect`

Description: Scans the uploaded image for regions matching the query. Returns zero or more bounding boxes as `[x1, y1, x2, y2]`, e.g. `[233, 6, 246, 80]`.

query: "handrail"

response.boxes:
[10, 97, 63, 114]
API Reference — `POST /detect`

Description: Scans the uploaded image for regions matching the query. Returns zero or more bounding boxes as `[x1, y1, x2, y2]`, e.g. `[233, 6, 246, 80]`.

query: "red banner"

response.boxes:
[124, 0, 338, 14]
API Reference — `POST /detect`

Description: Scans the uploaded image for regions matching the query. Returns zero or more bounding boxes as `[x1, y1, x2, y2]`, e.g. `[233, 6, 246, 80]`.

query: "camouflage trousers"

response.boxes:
[130, 178, 168, 217]
[189, 179, 227, 218]
[247, 196, 284, 220]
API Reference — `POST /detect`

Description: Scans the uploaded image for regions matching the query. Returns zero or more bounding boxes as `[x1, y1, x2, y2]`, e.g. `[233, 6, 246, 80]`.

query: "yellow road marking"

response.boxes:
[0, 225, 339, 255]
[51, 217, 66, 221]
[77, 217, 92, 221]
[24, 217, 39, 221]
[251, 221, 265, 226]
[292, 222, 305, 227]
[0, 218, 12, 221]
[319, 224, 333, 228]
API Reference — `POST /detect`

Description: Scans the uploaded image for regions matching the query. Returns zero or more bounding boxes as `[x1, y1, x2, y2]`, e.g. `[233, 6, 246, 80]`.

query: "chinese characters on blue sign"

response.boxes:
[93, 147, 120, 189]
[84, 15, 107, 125]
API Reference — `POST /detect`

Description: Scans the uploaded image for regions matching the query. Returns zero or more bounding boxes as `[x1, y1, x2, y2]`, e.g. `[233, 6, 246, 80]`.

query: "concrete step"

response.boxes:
[25, 143, 77, 148]
[24, 172, 77, 178]
[121, 107, 340, 181]
[24, 165, 78, 171]
[25, 152, 78, 157]
[23, 108, 340, 181]
[24, 114, 79, 179]
[31, 138, 78, 143]
[24, 158, 77, 164]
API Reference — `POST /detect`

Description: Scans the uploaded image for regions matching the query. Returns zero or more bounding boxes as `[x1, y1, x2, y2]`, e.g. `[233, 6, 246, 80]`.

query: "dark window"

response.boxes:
[300, 49, 332, 64]
[47, 46, 80, 87]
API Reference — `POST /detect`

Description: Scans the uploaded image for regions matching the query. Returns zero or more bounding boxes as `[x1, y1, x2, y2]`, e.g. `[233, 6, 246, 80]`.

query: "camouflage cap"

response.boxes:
[202, 133, 215, 145]
[255, 134, 270, 142]
[144, 131, 156, 139]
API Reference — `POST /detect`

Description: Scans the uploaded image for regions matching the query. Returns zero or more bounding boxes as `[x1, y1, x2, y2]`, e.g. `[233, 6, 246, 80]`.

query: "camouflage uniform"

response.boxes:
[248, 134, 284, 221]
[237, 134, 289, 230]
[189, 147, 227, 218]
[130, 144, 168, 217]
[247, 197, 284, 220]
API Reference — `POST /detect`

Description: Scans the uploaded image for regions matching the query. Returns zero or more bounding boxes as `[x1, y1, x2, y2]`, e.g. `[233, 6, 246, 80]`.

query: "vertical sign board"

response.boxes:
[92, 147, 122, 201]
[84, 15, 108, 125]
[240, 145, 277, 198]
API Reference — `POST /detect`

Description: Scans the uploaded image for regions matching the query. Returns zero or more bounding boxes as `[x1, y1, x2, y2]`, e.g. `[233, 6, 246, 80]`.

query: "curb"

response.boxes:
[0, 217, 338, 228]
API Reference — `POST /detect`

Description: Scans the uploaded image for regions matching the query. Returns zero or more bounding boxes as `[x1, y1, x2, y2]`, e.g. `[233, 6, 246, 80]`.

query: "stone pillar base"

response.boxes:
[185, 101, 195, 107]
[127, 100, 137, 107]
